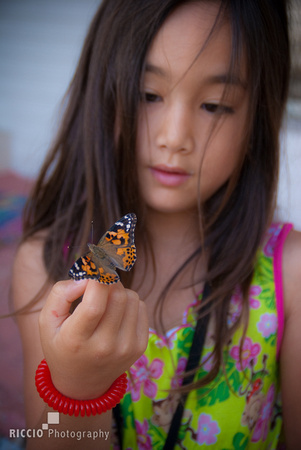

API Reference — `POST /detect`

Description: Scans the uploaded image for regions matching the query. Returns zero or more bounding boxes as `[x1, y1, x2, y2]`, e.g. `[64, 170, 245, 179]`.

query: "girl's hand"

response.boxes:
[39, 279, 148, 400]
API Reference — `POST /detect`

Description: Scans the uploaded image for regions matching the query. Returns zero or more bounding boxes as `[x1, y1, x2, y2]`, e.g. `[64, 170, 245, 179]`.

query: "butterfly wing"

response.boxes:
[68, 252, 121, 284]
[68, 213, 137, 285]
[98, 213, 137, 272]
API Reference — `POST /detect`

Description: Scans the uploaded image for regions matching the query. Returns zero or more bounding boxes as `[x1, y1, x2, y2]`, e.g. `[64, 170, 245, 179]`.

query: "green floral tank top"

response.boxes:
[113, 223, 292, 449]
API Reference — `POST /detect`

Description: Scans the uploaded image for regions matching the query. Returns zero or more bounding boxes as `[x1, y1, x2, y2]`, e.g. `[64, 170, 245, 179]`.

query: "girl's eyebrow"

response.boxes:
[145, 63, 246, 90]
[204, 74, 247, 90]
[145, 63, 167, 77]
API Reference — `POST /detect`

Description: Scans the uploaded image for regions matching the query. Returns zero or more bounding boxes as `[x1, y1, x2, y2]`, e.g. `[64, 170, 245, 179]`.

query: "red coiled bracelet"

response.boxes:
[35, 359, 128, 417]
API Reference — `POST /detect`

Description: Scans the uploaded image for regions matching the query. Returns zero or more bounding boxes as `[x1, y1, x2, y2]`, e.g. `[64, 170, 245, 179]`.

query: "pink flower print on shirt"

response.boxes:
[135, 419, 152, 450]
[197, 413, 220, 445]
[251, 385, 275, 442]
[171, 357, 187, 389]
[228, 285, 261, 328]
[230, 337, 261, 371]
[249, 285, 261, 309]
[257, 313, 277, 338]
[202, 351, 214, 373]
[263, 223, 281, 257]
[154, 335, 170, 349]
[128, 354, 164, 401]
[227, 287, 243, 328]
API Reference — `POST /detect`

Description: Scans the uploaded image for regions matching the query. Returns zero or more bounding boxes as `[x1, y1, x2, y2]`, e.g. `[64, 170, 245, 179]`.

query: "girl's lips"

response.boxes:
[150, 165, 191, 187]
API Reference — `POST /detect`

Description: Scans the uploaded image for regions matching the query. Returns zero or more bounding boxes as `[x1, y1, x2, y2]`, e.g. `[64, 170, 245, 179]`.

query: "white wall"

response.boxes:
[0, 0, 300, 230]
[277, 121, 301, 230]
[0, 0, 100, 175]
[273, 0, 301, 230]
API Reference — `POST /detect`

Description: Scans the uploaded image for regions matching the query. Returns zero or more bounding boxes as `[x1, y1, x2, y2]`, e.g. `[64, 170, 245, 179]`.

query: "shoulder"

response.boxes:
[12, 232, 52, 312]
[279, 228, 301, 446]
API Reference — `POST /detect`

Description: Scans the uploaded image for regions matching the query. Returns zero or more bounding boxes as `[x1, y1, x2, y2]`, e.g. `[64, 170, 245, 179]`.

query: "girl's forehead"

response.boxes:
[159, 1, 223, 40]
[145, 1, 246, 84]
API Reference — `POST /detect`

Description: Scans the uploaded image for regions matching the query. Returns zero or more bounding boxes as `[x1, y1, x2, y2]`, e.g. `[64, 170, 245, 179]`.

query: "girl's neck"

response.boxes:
[134, 208, 206, 333]
[143, 208, 202, 260]
[133, 211, 204, 333]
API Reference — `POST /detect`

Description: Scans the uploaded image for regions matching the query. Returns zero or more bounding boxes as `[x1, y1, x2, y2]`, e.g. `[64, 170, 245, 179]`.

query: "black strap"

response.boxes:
[113, 282, 211, 450]
[113, 402, 123, 449]
[162, 282, 211, 450]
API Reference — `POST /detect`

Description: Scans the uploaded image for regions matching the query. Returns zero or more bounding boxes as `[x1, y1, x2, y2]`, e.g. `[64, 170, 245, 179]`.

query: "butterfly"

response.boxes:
[68, 213, 137, 285]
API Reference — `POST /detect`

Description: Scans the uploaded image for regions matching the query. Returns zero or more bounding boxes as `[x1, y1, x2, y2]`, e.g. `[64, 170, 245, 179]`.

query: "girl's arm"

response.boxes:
[12, 237, 148, 449]
[280, 229, 301, 449]
[12, 237, 52, 429]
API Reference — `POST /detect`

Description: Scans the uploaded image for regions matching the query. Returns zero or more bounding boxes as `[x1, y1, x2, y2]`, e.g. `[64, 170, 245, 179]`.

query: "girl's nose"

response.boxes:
[155, 104, 195, 154]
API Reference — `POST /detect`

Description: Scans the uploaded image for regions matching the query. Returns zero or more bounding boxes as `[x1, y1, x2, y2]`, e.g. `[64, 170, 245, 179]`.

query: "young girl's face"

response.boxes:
[136, 1, 249, 215]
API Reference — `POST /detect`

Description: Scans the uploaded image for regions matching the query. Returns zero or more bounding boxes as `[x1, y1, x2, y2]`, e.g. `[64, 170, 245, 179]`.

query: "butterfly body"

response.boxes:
[69, 213, 137, 285]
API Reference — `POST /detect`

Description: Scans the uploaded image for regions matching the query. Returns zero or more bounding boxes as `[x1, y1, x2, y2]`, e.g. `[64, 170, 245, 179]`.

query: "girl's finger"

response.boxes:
[118, 290, 149, 353]
[67, 280, 121, 339]
[116, 289, 139, 336]
[39, 279, 88, 337]
[96, 283, 129, 337]
[136, 300, 149, 352]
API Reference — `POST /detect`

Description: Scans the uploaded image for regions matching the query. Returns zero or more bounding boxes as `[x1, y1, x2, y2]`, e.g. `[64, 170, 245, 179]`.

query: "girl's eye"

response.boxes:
[201, 103, 234, 115]
[140, 92, 161, 103]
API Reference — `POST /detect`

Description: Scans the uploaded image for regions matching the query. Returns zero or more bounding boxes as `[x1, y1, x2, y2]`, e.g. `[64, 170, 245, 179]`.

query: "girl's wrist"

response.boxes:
[35, 359, 127, 417]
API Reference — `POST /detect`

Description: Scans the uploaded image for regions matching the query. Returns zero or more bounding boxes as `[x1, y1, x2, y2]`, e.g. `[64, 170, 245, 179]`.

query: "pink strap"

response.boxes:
[274, 223, 293, 358]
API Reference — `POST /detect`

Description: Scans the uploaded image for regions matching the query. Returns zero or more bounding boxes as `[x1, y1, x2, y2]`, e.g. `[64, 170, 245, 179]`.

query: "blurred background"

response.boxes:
[0, 0, 100, 176]
[0, 0, 300, 443]
[0, 0, 300, 227]
[0, 0, 101, 443]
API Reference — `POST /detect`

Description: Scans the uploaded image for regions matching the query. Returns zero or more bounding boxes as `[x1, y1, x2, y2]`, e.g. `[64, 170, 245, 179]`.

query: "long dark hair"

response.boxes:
[22, 0, 290, 389]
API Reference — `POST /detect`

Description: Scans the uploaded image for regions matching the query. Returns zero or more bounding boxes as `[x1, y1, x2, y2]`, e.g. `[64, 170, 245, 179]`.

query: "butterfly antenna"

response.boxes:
[91, 220, 94, 243]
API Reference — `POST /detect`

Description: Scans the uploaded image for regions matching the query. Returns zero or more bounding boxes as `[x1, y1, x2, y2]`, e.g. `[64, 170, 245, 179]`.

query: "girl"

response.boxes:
[12, 0, 301, 449]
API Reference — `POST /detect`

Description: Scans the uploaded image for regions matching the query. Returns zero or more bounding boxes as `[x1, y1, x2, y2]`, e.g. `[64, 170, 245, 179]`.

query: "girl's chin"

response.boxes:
[144, 198, 198, 216]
